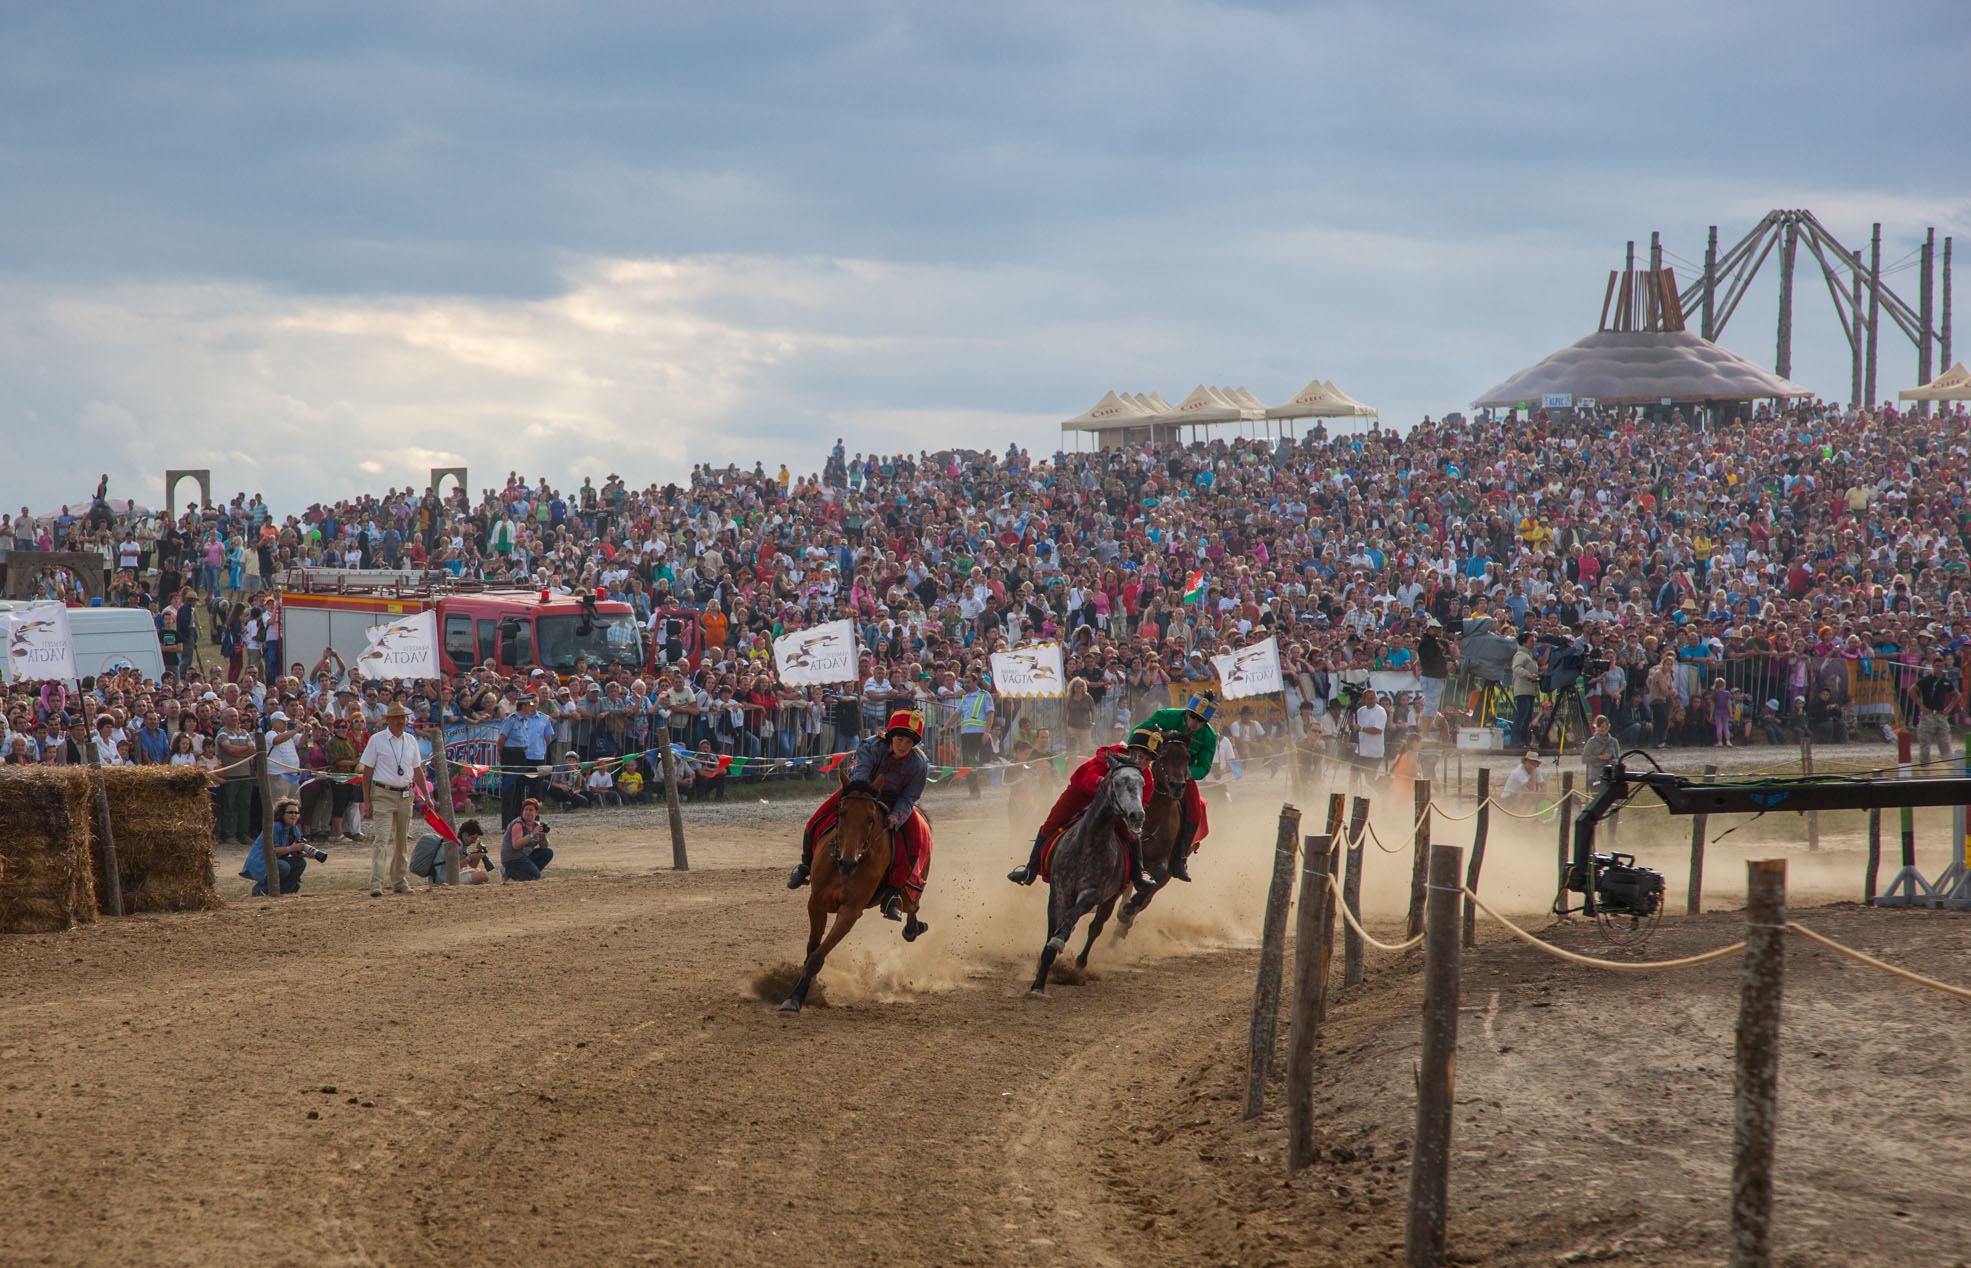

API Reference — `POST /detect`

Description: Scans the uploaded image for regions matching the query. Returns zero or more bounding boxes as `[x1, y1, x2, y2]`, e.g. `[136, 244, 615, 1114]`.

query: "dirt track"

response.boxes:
[4, 780, 1970, 1266]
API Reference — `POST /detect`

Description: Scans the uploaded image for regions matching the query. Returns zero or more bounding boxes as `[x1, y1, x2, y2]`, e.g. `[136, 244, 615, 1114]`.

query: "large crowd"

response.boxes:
[4, 397, 1971, 851]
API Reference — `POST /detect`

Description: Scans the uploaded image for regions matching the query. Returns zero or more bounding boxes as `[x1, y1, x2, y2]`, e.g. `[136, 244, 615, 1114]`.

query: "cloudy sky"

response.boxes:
[3, 1, 1966, 513]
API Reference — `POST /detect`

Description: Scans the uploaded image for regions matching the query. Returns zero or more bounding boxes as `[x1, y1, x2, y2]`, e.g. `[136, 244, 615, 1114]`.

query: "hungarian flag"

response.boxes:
[419, 802, 460, 844]
[1182, 569, 1206, 605]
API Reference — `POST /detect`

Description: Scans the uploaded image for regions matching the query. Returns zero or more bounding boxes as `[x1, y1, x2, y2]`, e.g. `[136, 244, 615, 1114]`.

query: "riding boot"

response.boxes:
[880, 890, 905, 922]
[1168, 820, 1198, 883]
[1007, 826, 1048, 885]
[1124, 835, 1156, 892]
[788, 832, 814, 889]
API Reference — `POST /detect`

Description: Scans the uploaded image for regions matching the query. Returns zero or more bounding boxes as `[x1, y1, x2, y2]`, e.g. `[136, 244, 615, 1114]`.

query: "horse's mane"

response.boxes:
[843, 778, 882, 798]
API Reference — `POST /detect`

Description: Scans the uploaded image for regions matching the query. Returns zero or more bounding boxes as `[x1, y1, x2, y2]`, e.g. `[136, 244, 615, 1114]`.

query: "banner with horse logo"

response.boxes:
[355, 609, 440, 680]
[1212, 636, 1282, 700]
[773, 619, 860, 686]
[3, 602, 79, 684]
[989, 643, 1065, 698]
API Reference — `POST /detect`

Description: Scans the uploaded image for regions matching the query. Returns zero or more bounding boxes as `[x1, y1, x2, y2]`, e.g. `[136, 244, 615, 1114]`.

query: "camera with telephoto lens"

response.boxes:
[298, 844, 329, 863]
[1564, 851, 1664, 917]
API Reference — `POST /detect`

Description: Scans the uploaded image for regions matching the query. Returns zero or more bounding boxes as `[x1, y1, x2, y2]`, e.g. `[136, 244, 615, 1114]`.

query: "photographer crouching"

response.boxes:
[500, 797, 554, 881]
[241, 798, 327, 896]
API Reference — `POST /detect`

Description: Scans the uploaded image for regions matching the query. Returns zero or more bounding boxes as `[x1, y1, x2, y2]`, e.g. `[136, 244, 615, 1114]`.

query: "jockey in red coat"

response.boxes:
[787, 708, 933, 922]
[1006, 727, 1163, 890]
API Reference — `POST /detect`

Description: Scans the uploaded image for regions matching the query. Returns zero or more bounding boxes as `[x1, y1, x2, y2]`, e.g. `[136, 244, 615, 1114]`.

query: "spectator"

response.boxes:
[241, 798, 315, 896]
[500, 798, 554, 881]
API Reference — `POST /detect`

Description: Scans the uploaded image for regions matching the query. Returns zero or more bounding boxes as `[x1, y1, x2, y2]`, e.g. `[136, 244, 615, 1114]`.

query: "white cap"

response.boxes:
[270, 711, 290, 723]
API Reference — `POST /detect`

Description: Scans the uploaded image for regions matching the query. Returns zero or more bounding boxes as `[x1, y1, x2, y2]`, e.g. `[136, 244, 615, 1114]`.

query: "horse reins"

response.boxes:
[829, 788, 888, 872]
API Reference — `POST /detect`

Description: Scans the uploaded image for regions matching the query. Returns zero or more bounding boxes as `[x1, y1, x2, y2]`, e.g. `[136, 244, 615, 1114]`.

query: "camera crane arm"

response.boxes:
[1569, 752, 1971, 915]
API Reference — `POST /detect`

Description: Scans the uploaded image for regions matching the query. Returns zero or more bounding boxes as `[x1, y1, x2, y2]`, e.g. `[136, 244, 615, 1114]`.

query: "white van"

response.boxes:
[0, 602, 166, 684]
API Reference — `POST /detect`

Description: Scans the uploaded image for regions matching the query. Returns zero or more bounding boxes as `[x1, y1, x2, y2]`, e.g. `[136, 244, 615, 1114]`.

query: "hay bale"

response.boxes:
[0, 768, 99, 933]
[94, 767, 220, 915]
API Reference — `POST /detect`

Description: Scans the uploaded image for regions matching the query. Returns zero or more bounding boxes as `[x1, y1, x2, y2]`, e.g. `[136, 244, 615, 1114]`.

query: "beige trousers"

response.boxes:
[369, 785, 414, 890]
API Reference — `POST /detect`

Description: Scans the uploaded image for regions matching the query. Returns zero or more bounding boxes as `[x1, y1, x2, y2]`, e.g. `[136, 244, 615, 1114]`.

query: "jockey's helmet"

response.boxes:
[1183, 690, 1218, 724]
[1126, 727, 1164, 757]
[884, 708, 925, 743]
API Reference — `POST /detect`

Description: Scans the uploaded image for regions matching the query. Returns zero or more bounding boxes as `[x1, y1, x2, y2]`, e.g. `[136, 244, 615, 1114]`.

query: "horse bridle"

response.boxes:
[829, 787, 888, 872]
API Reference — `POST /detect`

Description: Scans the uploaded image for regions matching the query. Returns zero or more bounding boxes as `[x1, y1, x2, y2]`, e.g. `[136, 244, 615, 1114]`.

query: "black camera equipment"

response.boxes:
[300, 845, 329, 863]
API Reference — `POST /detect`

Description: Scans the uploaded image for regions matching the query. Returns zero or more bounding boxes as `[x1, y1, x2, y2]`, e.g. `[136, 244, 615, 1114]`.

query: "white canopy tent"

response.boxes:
[1061, 390, 1176, 450]
[1163, 384, 1263, 427]
[1265, 378, 1379, 420]
[1899, 362, 1971, 401]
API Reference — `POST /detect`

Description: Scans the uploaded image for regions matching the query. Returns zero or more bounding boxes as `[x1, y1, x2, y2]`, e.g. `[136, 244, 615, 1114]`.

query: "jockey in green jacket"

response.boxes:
[1134, 690, 1218, 882]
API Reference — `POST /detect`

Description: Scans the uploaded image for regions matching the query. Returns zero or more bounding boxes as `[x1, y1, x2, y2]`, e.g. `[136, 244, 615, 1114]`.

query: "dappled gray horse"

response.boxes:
[1116, 730, 1192, 933]
[1028, 753, 1146, 996]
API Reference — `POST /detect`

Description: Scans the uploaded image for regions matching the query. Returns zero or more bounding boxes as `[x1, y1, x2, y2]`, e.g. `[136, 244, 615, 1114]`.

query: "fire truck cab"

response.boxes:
[280, 570, 643, 679]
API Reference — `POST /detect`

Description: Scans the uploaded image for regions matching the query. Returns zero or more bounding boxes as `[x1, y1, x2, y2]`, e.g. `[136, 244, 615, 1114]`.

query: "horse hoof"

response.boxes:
[902, 920, 928, 943]
[1027, 987, 1048, 999]
[778, 998, 803, 1014]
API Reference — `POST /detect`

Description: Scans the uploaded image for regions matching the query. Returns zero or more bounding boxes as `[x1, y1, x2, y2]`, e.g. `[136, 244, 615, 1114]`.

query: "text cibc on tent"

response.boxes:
[1899, 362, 1971, 402]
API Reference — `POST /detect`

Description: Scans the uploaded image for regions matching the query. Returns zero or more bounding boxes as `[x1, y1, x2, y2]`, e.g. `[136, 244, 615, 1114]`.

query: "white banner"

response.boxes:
[354, 609, 440, 680]
[4, 603, 79, 684]
[990, 643, 1066, 698]
[1212, 636, 1283, 700]
[773, 619, 860, 686]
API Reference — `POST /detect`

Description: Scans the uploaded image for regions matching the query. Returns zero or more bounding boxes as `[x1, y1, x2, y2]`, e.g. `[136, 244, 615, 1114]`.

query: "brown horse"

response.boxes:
[1116, 730, 1192, 932]
[779, 769, 927, 1014]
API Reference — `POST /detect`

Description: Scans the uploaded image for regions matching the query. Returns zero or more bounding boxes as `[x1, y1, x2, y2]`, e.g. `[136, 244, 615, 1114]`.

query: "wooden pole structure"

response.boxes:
[1702, 225, 1719, 341]
[255, 729, 280, 900]
[1728, 859, 1788, 1268]
[1942, 235, 1953, 372]
[659, 739, 689, 871]
[85, 744, 124, 918]
[1919, 228, 1936, 416]
[1800, 736, 1818, 852]
[1342, 796, 1369, 989]
[1462, 767, 1490, 949]
[1688, 763, 1717, 914]
[1865, 223, 1882, 408]
[1243, 804, 1301, 1120]
[1850, 246, 1865, 408]
[1406, 843, 1464, 1268]
[1405, 778, 1432, 940]
[1324, 791, 1346, 847]
[428, 726, 461, 885]
[1776, 215, 1797, 379]
[1287, 833, 1336, 1174]
[1864, 807, 1883, 903]
[1555, 770, 1575, 884]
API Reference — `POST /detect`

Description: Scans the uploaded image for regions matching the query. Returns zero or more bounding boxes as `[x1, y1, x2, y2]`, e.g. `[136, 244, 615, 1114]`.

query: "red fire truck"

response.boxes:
[279, 570, 644, 679]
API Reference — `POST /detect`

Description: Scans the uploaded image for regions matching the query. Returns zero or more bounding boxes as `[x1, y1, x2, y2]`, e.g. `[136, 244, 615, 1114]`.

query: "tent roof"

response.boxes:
[1266, 378, 1378, 419]
[1161, 384, 1263, 426]
[1899, 362, 1971, 401]
[1060, 389, 1160, 432]
[1472, 330, 1812, 407]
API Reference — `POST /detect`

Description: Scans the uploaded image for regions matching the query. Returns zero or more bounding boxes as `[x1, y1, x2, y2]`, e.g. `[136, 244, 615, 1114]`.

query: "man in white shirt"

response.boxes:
[1500, 749, 1549, 814]
[1352, 687, 1389, 792]
[360, 702, 430, 897]
[264, 710, 305, 804]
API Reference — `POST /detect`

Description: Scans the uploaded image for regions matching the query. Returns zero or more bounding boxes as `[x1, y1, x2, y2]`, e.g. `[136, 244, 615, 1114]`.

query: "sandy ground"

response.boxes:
[3, 768, 1969, 1267]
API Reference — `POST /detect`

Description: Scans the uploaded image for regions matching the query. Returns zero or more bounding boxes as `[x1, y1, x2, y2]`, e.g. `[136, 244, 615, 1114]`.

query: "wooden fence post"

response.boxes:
[1729, 859, 1788, 1268]
[1243, 804, 1301, 1120]
[1287, 833, 1336, 1173]
[255, 730, 279, 901]
[1406, 842, 1465, 1268]
[1800, 736, 1819, 851]
[1405, 778, 1432, 940]
[1688, 763, 1717, 914]
[1462, 767, 1489, 948]
[1864, 806, 1882, 902]
[85, 744, 124, 917]
[429, 726, 461, 885]
[1342, 796, 1369, 988]
[659, 740, 689, 871]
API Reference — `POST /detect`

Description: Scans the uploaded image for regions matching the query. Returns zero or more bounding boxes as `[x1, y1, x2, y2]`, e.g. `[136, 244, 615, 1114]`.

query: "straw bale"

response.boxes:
[93, 767, 220, 915]
[0, 768, 99, 933]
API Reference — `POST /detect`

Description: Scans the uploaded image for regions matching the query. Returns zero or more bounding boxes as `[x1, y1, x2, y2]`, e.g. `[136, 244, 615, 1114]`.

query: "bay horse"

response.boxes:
[1028, 752, 1146, 996]
[1116, 730, 1192, 933]
[780, 768, 926, 1014]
